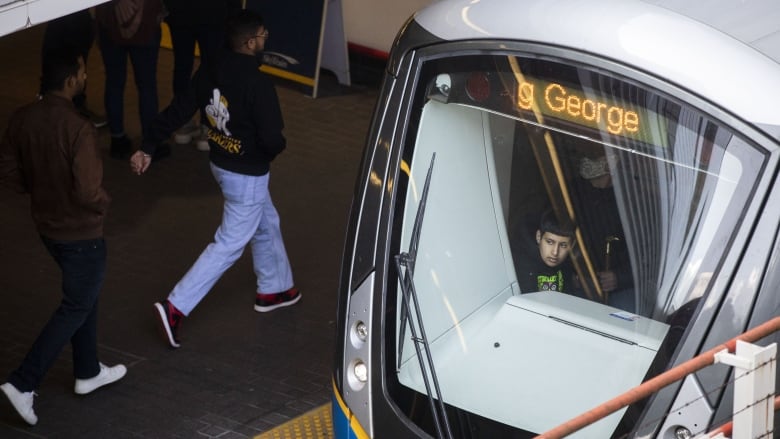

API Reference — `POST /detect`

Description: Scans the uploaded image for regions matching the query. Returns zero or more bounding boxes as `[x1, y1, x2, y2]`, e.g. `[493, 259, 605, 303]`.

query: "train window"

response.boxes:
[389, 53, 764, 436]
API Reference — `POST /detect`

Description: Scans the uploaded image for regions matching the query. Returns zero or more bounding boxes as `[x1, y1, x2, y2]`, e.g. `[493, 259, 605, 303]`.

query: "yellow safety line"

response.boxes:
[331, 380, 370, 439]
[259, 65, 316, 87]
[160, 23, 315, 87]
[160, 23, 313, 87]
[254, 403, 333, 439]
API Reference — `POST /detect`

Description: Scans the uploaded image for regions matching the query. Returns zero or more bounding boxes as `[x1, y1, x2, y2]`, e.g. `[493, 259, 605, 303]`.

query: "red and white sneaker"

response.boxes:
[154, 300, 184, 348]
[254, 288, 301, 312]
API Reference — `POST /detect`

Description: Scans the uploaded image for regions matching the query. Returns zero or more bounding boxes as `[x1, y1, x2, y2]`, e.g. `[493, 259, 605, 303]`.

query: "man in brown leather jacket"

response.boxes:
[0, 47, 126, 426]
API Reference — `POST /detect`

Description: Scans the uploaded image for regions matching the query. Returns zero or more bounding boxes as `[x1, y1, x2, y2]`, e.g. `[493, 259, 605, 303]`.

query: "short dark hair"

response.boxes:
[539, 209, 575, 239]
[39, 46, 82, 94]
[225, 9, 264, 50]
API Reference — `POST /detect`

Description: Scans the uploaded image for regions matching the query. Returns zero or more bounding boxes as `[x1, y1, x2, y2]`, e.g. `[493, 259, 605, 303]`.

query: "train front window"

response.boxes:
[388, 54, 764, 437]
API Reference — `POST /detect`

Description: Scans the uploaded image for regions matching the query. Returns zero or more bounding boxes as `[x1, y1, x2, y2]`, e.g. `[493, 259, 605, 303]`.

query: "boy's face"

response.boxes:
[536, 230, 573, 268]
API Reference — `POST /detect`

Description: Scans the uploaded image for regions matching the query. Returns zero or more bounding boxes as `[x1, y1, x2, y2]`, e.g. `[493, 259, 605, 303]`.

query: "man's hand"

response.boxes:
[597, 270, 618, 293]
[130, 150, 152, 175]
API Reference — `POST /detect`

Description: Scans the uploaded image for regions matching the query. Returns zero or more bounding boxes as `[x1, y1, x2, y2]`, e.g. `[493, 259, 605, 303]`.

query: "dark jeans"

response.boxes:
[169, 23, 224, 97]
[7, 237, 106, 392]
[98, 27, 161, 139]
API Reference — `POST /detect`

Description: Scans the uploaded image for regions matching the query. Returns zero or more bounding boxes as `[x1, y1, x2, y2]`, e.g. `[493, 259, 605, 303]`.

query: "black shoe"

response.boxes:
[110, 135, 131, 160]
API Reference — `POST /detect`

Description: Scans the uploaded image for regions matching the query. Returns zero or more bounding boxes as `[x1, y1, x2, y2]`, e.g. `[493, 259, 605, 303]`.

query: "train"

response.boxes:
[331, 0, 780, 437]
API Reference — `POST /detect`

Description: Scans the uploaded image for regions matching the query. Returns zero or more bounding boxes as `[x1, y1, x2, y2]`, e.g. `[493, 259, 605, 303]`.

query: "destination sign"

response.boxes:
[515, 76, 661, 144]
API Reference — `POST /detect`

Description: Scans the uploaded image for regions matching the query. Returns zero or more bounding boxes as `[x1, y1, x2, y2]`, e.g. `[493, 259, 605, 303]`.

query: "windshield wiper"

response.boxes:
[396, 153, 434, 371]
[395, 153, 453, 439]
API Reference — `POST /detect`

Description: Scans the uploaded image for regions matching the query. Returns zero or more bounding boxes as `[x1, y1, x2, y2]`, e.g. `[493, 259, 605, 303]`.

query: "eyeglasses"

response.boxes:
[245, 30, 269, 46]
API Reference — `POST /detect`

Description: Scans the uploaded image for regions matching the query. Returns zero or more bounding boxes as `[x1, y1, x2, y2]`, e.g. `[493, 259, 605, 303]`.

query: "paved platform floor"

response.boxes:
[0, 23, 378, 438]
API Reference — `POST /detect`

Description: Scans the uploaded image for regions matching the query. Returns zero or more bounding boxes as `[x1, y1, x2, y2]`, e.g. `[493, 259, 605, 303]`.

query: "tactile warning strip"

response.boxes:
[254, 403, 333, 439]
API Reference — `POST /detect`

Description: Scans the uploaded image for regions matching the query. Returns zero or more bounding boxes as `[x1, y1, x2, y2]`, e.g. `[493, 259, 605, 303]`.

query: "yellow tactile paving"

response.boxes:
[254, 403, 333, 439]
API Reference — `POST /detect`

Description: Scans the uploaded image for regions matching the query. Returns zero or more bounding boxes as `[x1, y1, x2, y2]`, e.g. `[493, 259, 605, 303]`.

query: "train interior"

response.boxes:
[390, 69, 758, 435]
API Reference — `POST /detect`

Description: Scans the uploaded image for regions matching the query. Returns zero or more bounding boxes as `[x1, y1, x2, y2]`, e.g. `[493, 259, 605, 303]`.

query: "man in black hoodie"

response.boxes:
[130, 9, 299, 349]
[163, 0, 242, 150]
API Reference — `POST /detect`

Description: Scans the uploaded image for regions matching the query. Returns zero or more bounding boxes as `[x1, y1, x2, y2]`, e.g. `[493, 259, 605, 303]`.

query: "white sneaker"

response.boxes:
[195, 125, 210, 151]
[0, 382, 37, 425]
[74, 363, 127, 395]
[173, 121, 200, 144]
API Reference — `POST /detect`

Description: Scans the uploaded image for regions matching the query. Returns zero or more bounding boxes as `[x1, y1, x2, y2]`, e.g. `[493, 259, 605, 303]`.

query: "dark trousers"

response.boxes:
[7, 237, 105, 392]
[169, 23, 224, 97]
[98, 27, 161, 139]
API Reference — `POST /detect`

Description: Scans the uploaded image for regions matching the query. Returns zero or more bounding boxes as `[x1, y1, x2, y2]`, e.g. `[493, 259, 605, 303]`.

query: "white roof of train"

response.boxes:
[413, 0, 780, 129]
[643, 0, 780, 63]
[0, 0, 109, 39]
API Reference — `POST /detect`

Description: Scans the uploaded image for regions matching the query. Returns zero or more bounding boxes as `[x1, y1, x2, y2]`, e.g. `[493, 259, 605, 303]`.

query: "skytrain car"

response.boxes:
[332, 0, 780, 437]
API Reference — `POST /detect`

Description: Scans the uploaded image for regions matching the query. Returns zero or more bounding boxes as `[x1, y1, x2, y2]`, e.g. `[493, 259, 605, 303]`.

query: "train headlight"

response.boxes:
[673, 426, 692, 439]
[347, 359, 368, 390]
[350, 320, 368, 348]
[354, 361, 368, 383]
[356, 321, 368, 341]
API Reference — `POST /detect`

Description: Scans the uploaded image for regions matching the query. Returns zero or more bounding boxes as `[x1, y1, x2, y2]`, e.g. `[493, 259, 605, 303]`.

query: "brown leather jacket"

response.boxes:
[96, 0, 164, 46]
[0, 95, 110, 240]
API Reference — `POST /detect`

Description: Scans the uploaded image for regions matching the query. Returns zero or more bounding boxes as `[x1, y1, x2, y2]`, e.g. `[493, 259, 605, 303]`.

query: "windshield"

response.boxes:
[388, 53, 765, 437]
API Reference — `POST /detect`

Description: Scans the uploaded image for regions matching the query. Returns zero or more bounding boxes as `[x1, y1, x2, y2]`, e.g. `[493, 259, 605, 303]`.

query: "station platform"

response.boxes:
[0, 23, 379, 438]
